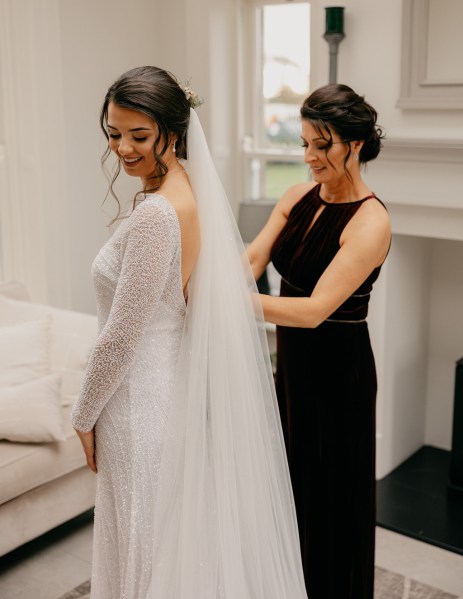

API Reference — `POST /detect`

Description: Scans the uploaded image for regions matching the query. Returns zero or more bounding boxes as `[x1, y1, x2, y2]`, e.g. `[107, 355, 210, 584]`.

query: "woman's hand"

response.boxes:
[75, 428, 97, 473]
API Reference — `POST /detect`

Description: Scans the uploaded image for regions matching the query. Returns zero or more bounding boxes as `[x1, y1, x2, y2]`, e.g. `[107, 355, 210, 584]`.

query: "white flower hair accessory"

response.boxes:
[183, 80, 204, 109]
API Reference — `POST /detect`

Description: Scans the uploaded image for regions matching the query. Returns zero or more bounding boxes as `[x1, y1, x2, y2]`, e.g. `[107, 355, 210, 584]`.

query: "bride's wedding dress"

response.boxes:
[71, 194, 185, 597]
[71, 109, 307, 599]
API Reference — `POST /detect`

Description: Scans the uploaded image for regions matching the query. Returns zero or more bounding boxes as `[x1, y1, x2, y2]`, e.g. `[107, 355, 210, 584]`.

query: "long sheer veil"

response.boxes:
[150, 108, 307, 598]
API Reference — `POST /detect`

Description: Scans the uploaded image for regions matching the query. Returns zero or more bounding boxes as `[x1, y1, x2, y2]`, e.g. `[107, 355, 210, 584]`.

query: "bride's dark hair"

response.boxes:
[100, 66, 190, 220]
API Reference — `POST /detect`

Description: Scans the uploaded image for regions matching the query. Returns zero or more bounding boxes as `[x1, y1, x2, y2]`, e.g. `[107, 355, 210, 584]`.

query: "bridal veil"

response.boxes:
[150, 108, 307, 599]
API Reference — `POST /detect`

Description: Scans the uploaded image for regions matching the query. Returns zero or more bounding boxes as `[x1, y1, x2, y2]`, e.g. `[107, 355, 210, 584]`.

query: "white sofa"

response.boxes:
[0, 281, 97, 556]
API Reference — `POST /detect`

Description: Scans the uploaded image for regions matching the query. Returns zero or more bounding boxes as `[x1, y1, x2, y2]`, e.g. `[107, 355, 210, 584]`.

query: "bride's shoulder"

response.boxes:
[136, 189, 198, 241]
[129, 195, 181, 233]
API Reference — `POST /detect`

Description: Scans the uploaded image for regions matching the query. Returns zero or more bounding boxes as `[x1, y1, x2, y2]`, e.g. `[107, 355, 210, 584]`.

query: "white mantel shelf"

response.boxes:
[368, 136, 463, 242]
[381, 137, 463, 164]
[389, 203, 463, 242]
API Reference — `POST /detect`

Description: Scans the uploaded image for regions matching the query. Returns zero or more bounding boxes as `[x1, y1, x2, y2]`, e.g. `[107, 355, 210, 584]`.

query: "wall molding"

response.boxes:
[398, 0, 463, 110]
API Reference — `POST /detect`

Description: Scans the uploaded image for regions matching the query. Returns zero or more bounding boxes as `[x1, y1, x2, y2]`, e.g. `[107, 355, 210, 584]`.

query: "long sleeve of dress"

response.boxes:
[71, 200, 179, 432]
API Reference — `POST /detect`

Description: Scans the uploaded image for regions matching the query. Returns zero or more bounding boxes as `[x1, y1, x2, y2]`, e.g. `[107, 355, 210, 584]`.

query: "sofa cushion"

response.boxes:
[0, 374, 66, 443]
[0, 280, 30, 301]
[0, 319, 50, 387]
[0, 297, 97, 405]
[0, 406, 87, 505]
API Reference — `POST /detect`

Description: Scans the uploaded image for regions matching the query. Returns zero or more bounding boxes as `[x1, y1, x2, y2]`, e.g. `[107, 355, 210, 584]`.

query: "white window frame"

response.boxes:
[241, 0, 311, 201]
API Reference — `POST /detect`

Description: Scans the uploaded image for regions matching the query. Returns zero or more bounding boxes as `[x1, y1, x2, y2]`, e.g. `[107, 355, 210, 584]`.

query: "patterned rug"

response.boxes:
[374, 567, 460, 599]
[58, 580, 90, 599]
[59, 567, 461, 599]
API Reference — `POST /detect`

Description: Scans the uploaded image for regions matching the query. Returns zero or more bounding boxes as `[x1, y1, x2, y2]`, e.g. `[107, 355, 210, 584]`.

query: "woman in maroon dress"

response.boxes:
[247, 84, 391, 599]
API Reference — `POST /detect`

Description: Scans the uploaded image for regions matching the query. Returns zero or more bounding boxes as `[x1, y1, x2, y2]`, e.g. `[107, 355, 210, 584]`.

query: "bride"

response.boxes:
[71, 65, 307, 599]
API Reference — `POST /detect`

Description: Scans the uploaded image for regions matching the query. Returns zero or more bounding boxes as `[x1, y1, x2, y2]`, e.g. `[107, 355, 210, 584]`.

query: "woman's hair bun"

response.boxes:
[301, 84, 385, 163]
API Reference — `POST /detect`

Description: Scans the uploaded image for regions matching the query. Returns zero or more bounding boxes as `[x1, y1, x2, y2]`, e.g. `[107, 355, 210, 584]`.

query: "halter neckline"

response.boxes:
[317, 185, 376, 206]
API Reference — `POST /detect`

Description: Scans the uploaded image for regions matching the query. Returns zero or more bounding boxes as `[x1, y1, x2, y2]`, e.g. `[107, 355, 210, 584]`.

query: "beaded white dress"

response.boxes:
[71, 194, 186, 598]
[71, 109, 308, 599]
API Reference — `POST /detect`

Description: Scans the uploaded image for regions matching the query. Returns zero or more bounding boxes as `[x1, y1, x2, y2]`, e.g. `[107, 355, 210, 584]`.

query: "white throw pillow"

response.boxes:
[0, 319, 50, 388]
[0, 374, 65, 442]
[0, 296, 97, 404]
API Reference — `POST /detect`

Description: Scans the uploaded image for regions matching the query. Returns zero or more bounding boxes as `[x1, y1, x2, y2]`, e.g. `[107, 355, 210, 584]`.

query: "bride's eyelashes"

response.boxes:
[108, 133, 148, 142]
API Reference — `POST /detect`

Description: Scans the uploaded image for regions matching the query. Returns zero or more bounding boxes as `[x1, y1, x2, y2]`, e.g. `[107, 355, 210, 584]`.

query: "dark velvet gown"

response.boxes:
[271, 183, 387, 599]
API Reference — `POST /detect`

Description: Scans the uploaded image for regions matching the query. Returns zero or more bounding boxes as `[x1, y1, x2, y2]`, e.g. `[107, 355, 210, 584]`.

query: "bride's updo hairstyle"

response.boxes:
[100, 66, 190, 218]
[301, 83, 384, 180]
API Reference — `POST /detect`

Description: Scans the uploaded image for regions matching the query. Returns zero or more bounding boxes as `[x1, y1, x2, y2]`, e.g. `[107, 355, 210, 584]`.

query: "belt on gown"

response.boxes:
[280, 277, 369, 324]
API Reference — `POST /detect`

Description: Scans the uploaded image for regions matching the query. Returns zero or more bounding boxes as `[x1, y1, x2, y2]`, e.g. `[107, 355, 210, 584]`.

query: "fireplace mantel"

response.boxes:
[368, 136, 463, 243]
[363, 135, 463, 477]
[380, 137, 463, 164]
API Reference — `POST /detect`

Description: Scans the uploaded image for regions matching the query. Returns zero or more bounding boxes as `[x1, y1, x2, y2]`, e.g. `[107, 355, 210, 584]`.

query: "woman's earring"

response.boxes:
[354, 152, 359, 161]
[172, 141, 176, 153]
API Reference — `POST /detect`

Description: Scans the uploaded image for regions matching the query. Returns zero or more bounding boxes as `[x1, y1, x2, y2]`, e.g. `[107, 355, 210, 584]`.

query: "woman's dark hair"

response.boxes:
[100, 66, 190, 220]
[300, 83, 385, 180]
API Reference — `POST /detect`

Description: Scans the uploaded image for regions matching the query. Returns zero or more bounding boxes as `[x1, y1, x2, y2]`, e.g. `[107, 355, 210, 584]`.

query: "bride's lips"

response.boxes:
[121, 156, 142, 168]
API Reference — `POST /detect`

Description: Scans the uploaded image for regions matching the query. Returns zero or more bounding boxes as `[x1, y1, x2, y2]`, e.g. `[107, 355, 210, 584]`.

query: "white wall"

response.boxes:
[58, 0, 163, 313]
[0, 0, 163, 311]
[427, 0, 463, 83]
[0, 0, 71, 306]
[154, 0, 241, 213]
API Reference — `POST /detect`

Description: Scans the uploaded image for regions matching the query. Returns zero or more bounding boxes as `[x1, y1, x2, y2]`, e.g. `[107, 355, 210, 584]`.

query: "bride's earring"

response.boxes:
[354, 152, 359, 161]
[172, 140, 176, 153]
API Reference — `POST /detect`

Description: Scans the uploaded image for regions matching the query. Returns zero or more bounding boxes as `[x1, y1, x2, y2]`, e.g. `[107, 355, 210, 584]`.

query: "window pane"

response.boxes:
[263, 3, 310, 149]
[265, 161, 309, 200]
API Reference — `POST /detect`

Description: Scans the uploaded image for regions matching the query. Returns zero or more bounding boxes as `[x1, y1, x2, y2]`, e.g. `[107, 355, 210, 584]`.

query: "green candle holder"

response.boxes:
[323, 7, 345, 83]
[325, 7, 345, 35]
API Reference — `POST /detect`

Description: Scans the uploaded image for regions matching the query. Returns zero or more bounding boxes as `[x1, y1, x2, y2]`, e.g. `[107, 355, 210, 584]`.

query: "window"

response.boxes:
[243, 1, 311, 201]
